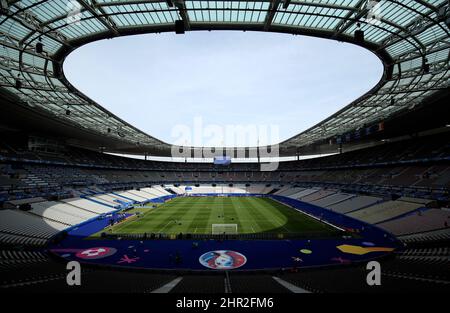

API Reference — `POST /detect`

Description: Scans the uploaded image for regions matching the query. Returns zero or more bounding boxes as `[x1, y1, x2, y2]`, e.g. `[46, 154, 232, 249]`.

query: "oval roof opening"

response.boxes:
[64, 31, 383, 147]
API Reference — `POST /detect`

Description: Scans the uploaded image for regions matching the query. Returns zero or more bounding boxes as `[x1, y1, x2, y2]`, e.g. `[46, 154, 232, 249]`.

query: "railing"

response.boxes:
[99, 231, 346, 241]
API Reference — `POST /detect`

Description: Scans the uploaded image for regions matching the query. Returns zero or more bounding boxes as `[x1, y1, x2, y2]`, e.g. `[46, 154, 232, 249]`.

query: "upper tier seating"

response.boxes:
[1, 132, 449, 175]
[1, 159, 449, 205]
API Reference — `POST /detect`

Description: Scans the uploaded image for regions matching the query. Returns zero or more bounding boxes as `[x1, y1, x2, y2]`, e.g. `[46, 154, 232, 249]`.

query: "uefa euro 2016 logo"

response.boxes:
[199, 250, 247, 270]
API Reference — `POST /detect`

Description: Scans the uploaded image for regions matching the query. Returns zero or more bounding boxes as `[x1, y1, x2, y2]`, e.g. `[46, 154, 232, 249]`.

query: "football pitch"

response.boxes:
[99, 196, 341, 236]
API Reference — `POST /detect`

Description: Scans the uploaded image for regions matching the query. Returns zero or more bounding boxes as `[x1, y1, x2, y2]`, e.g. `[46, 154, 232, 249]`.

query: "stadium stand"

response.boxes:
[0, 210, 64, 246]
[0, 250, 48, 269]
[327, 195, 383, 214]
[169, 275, 226, 293]
[228, 274, 291, 293]
[289, 188, 320, 199]
[309, 193, 354, 208]
[397, 228, 450, 244]
[378, 208, 450, 236]
[0, 233, 48, 247]
[0, 254, 177, 293]
[347, 200, 424, 224]
[0, 250, 446, 293]
[277, 258, 449, 293]
[0, 133, 449, 293]
[299, 189, 336, 202]
[30, 201, 98, 226]
[89, 194, 122, 207]
[0, 0, 449, 294]
[60, 198, 115, 214]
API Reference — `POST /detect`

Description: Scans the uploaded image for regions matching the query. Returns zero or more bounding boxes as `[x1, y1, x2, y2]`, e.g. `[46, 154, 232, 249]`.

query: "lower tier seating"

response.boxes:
[378, 208, 450, 236]
[327, 195, 382, 213]
[347, 200, 423, 224]
[1, 248, 447, 293]
[0, 210, 65, 240]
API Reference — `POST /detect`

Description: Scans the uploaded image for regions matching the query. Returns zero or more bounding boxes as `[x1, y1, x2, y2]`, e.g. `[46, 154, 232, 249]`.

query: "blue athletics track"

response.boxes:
[48, 195, 401, 271]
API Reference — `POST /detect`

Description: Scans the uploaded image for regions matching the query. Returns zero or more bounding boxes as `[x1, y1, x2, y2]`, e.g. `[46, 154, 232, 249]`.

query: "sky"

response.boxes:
[64, 31, 383, 147]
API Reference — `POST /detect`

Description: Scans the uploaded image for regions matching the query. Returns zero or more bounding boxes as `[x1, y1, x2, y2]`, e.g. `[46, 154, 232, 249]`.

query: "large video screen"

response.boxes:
[214, 156, 231, 165]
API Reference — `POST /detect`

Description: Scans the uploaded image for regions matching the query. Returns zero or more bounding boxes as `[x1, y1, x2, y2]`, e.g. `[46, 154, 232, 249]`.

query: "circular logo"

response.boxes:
[199, 250, 247, 270]
[76, 247, 117, 260]
[300, 249, 312, 254]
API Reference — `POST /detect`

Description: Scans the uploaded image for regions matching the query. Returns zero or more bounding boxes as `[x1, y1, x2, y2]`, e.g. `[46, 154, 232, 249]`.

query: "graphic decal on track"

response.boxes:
[75, 247, 117, 259]
[331, 257, 351, 264]
[117, 255, 140, 264]
[199, 250, 247, 270]
[336, 244, 395, 255]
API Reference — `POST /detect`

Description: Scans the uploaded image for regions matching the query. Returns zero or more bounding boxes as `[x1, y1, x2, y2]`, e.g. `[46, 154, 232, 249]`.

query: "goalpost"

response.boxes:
[212, 224, 238, 235]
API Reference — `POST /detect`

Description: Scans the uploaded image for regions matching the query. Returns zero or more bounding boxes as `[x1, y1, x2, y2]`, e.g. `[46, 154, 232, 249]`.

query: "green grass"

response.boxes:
[95, 196, 340, 236]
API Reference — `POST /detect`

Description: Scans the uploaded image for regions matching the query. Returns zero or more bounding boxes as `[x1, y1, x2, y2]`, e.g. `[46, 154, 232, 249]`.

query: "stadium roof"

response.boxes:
[0, 0, 449, 157]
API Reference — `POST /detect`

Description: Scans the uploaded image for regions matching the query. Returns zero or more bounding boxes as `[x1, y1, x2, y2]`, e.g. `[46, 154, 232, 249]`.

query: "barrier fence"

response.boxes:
[100, 230, 347, 241]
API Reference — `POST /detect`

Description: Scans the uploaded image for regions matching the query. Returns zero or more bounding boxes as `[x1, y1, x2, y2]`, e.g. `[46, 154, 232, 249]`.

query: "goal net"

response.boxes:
[212, 224, 238, 235]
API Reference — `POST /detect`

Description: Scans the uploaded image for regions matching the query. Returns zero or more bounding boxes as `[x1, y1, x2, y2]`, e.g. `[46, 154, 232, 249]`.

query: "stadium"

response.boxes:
[0, 0, 449, 297]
